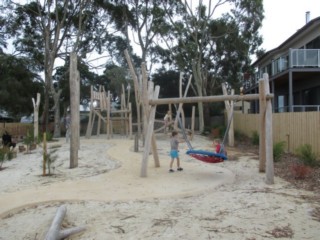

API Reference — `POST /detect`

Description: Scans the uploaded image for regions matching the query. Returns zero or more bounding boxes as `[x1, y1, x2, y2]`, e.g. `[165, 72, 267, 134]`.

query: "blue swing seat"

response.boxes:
[186, 149, 227, 163]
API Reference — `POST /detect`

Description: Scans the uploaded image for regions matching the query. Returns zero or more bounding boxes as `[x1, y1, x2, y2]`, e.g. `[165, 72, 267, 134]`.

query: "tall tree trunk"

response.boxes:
[53, 90, 62, 138]
[32, 93, 41, 143]
[42, 85, 50, 134]
[203, 102, 211, 128]
[192, 62, 205, 132]
[69, 52, 80, 169]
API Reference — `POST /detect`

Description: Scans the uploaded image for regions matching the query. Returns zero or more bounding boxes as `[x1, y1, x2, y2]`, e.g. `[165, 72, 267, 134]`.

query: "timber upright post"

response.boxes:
[69, 52, 80, 168]
[32, 93, 41, 143]
[141, 85, 160, 177]
[222, 83, 235, 147]
[259, 73, 274, 184]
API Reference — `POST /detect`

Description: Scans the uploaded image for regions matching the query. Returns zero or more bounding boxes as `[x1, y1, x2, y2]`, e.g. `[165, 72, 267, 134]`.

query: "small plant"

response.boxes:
[290, 163, 312, 179]
[295, 144, 318, 167]
[234, 130, 247, 142]
[273, 141, 286, 162]
[0, 147, 14, 170]
[38, 131, 53, 142]
[24, 128, 35, 153]
[44, 148, 58, 175]
[251, 130, 259, 145]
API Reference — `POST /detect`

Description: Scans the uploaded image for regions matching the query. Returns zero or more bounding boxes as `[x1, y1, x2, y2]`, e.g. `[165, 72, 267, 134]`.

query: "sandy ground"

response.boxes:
[0, 134, 319, 240]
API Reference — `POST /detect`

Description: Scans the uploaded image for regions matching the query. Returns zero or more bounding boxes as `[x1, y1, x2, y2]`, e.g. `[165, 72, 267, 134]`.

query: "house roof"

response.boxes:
[253, 16, 320, 67]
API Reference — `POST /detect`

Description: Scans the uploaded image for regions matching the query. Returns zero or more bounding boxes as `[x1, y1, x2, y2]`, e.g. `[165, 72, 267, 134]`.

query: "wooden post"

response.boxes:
[69, 52, 80, 168]
[142, 63, 148, 144]
[259, 79, 266, 172]
[141, 86, 160, 177]
[148, 82, 160, 168]
[45, 205, 86, 240]
[107, 91, 111, 139]
[222, 83, 235, 147]
[191, 106, 195, 140]
[124, 49, 142, 139]
[134, 133, 139, 152]
[264, 74, 274, 184]
[43, 132, 47, 176]
[129, 102, 132, 139]
[174, 74, 192, 129]
[85, 86, 94, 138]
[32, 93, 41, 143]
[149, 94, 271, 105]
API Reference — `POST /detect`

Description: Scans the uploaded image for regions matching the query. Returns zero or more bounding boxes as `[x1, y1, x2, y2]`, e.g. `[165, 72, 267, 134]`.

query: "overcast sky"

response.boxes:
[260, 0, 320, 51]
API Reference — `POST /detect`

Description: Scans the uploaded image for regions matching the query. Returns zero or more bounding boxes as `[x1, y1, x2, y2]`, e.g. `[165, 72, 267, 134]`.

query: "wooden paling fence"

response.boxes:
[234, 112, 320, 156]
[0, 123, 33, 142]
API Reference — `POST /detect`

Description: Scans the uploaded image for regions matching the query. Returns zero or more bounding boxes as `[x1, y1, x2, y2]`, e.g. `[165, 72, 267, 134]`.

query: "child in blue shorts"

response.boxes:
[169, 131, 183, 172]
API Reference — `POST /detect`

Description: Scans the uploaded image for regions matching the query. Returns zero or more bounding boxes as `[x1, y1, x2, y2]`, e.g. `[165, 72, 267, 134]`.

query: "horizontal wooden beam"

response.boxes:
[149, 94, 273, 106]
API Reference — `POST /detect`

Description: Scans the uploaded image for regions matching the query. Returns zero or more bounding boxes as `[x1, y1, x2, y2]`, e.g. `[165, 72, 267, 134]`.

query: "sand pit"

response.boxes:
[0, 134, 319, 239]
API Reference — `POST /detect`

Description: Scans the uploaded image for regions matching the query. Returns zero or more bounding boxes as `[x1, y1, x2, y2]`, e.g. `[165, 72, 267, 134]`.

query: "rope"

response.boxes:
[219, 105, 234, 153]
[174, 104, 193, 150]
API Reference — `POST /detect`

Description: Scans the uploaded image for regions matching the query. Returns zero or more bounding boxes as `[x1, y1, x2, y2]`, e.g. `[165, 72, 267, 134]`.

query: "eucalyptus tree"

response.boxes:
[6, 0, 112, 137]
[161, 0, 264, 131]
[99, 0, 178, 70]
[0, 53, 44, 117]
[96, 0, 180, 139]
[53, 58, 102, 116]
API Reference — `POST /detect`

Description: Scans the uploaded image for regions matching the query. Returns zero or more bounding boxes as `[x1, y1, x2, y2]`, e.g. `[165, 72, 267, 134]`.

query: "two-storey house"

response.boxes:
[245, 14, 320, 113]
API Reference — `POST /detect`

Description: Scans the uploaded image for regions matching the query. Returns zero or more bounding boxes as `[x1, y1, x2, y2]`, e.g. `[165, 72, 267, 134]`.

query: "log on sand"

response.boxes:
[45, 205, 86, 240]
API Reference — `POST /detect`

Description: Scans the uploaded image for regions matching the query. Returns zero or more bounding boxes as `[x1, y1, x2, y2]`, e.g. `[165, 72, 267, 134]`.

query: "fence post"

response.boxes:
[134, 133, 139, 152]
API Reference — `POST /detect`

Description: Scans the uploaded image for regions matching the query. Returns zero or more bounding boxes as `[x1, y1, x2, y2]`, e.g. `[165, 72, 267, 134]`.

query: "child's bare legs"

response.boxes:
[177, 157, 180, 168]
[170, 158, 174, 170]
[177, 157, 183, 171]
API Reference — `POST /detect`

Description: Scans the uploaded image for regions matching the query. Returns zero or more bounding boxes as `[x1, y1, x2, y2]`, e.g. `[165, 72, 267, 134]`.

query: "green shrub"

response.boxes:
[24, 128, 35, 150]
[273, 141, 286, 162]
[218, 125, 226, 138]
[295, 144, 318, 167]
[0, 147, 13, 169]
[251, 130, 259, 145]
[235, 130, 247, 142]
[45, 148, 58, 175]
[38, 131, 53, 142]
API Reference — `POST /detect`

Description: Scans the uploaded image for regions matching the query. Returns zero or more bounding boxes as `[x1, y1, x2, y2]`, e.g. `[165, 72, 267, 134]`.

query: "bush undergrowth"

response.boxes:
[295, 144, 318, 167]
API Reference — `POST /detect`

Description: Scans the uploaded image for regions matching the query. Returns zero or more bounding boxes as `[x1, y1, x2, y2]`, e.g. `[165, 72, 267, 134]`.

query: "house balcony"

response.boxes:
[244, 49, 320, 89]
[244, 49, 320, 113]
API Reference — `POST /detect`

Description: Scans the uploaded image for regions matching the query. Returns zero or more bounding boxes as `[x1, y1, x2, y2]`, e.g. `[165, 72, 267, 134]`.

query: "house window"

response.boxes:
[266, 63, 272, 76]
[278, 95, 285, 112]
[303, 87, 320, 105]
[306, 36, 320, 49]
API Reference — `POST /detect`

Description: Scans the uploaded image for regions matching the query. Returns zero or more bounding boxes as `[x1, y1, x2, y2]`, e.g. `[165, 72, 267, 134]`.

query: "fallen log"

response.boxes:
[45, 205, 86, 240]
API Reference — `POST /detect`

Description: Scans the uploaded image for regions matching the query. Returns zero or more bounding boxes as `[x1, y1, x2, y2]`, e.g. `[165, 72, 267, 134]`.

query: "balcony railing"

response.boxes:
[290, 49, 320, 68]
[244, 49, 320, 89]
[275, 105, 320, 113]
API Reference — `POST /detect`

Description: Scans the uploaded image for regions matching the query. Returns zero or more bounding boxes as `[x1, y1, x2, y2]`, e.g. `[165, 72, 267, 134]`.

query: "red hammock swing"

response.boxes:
[186, 149, 227, 164]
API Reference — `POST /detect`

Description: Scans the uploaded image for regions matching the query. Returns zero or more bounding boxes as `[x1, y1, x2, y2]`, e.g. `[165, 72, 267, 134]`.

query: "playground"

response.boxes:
[0, 134, 319, 240]
[0, 55, 319, 239]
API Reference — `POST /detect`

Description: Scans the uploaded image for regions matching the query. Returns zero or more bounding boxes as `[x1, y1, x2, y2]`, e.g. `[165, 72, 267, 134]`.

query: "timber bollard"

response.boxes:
[134, 134, 139, 152]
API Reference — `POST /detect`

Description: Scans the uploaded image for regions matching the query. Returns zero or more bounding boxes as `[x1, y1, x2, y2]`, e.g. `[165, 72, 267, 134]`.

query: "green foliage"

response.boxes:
[0, 147, 14, 169]
[210, 124, 226, 138]
[234, 130, 247, 142]
[251, 130, 259, 145]
[38, 131, 53, 142]
[273, 141, 286, 162]
[23, 128, 35, 148]
[44, 147, 59, 175]
[295, 144, 319, 167]
[0, 53, 44, 116]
